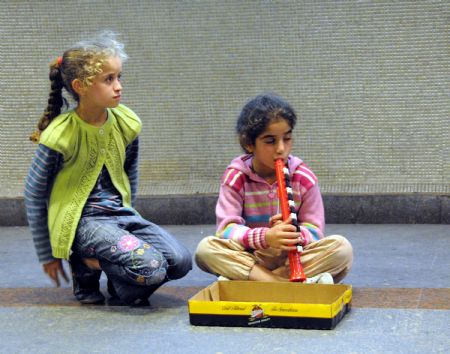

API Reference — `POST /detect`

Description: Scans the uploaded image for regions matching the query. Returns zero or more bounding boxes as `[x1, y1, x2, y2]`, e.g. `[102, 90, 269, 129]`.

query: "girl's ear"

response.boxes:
[71, 79, 85, 96]
[240, 135, 254, 154]
[245, 144, 254, 154]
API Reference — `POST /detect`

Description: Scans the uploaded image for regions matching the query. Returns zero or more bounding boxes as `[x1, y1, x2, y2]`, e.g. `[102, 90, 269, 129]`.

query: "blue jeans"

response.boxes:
[73, 214, 192, 304]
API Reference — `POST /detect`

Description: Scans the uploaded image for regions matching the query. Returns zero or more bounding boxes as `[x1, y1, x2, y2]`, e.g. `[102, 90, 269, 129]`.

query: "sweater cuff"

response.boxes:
[245, 227, 269, 250]
[299, 225, 320, 245]
[39, 253, 56, 265]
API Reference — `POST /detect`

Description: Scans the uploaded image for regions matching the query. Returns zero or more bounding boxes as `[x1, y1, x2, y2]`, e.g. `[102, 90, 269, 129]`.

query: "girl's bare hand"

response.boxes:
[269, 213, 283, 227]
[43, 259, 69, 287]
[265, 218, 302, 250]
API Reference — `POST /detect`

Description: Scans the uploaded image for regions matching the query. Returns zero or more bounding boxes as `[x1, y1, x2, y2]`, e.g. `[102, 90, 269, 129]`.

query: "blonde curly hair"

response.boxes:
[30, 31, 127, 142]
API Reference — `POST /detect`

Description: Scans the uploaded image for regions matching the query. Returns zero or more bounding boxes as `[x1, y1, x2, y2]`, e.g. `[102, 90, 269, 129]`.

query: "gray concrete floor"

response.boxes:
[0, 224, 449, 354]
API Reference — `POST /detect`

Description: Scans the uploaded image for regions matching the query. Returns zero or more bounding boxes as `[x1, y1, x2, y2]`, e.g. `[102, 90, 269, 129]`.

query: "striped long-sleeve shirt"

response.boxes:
[215, 154, 325, 250]
[24, 137, 140, 263]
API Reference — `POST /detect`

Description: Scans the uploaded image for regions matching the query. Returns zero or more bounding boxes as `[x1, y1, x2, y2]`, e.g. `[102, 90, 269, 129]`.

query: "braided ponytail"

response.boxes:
[30, 58, 68, 143]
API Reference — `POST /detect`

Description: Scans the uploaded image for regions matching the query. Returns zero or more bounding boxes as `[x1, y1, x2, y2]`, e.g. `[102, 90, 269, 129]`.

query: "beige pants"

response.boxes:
[195, 235, 353, 283]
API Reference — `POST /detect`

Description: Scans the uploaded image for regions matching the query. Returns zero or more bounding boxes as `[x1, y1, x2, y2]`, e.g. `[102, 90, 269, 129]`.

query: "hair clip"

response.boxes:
[57, 56, 63, 67]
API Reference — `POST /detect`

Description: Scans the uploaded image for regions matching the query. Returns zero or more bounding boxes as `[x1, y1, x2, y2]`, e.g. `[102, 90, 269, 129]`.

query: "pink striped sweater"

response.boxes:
[216, 154, 325, 250]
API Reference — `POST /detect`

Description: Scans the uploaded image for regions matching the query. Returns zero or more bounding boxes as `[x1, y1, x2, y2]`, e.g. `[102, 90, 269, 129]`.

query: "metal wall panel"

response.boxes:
[1, 1, 448, 198]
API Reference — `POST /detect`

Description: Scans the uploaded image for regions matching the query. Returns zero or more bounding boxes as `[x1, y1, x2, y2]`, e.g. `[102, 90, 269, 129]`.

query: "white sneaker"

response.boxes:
[217, 275, 230, 281]
[305, 272, 334, 284]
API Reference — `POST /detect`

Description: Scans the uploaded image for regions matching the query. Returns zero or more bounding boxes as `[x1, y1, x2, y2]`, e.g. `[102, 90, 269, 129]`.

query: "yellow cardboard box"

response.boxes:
[189, 281, 352, 329]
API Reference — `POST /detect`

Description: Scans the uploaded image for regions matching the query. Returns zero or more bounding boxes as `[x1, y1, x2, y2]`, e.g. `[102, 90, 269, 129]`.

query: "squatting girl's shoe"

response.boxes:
[69, 254, 105, 305]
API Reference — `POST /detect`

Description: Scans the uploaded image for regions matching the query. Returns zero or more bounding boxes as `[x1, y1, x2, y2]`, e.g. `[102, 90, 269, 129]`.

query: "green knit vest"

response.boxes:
[39, 104, 142, 259]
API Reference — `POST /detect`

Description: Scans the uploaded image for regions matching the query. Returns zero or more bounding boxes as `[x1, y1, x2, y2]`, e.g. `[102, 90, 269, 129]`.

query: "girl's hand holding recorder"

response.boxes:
[265, 217, 305, 251]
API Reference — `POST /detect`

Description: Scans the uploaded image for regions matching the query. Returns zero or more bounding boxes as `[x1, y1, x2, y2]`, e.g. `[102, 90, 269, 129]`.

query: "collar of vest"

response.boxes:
[72, 109, 115, 135]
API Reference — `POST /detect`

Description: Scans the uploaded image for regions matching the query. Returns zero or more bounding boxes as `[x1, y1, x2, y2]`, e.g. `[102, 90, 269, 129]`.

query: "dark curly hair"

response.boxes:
[236, 93, 297, 153]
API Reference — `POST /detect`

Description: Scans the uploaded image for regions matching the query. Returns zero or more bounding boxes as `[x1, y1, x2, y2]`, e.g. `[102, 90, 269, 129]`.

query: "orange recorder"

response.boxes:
[274, 159, 307, 282]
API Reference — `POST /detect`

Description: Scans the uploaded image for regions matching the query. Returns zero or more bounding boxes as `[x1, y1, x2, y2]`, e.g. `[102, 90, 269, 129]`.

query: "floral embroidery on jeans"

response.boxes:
[150, 260, 160, 269]
[117, 235, 140, 252]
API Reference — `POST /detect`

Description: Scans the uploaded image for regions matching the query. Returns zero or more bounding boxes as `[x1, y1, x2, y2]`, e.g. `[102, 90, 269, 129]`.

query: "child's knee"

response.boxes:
[329, 235, 353, 270]
[124, 244, 168, 286]
[194, 236, 216, 268]
[167, 248, 192, 280]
